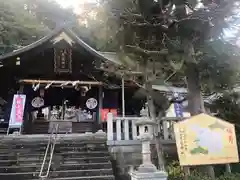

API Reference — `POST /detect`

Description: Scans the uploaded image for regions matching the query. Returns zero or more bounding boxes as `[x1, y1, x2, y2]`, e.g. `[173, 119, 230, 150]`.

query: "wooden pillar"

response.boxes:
[18, 84, 24, 94]
[122, 76, 125, 117]
[98, 86, 103, 124]
[18, 84, 25, 134]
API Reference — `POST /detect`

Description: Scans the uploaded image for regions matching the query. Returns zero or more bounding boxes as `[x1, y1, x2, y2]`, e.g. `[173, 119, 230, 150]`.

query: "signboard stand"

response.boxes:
[175, 102, 190, 180]
[183, 166, 190, 180]
[7, 94, 26, 135]
[226, 164, 231, 173]
[7, 126, 22, 135]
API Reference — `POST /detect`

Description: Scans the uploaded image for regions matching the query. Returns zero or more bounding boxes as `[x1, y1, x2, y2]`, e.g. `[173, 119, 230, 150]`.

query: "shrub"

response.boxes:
[166, 161, 184, 180]
[217, 173, 240, 180]
[167, 161, 240, 180]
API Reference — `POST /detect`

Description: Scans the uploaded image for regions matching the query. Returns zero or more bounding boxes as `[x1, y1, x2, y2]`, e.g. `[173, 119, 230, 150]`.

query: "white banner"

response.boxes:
[9, 94, 26, 128]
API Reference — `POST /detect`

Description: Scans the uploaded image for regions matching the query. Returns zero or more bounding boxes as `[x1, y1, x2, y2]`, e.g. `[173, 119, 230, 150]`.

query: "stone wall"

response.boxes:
[107, 140, 178, 179]
[108, 140, 142, 180]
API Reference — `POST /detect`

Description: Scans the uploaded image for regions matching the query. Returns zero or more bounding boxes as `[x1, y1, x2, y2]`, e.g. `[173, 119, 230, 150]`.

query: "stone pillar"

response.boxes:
[130, 106, 168, 180]
[138, 133, 157, 172]
[107, 113, 114, 141]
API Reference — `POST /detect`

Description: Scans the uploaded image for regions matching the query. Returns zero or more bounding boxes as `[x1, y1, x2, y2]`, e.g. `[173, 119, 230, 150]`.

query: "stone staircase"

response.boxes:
[30, 121, 97, 134]
[30, 121, 49, 134]
[0, 133, 115, 180]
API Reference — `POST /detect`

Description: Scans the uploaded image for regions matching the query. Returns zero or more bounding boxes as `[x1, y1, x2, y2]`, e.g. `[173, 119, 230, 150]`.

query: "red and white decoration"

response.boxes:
[86, 98, 98, 110]
[9, 94, 26, 128]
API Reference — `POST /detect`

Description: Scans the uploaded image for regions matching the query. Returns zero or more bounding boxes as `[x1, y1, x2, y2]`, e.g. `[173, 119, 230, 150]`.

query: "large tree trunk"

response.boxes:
[145, 81, 166, 171]
[183, 39, 215, 179]
[183, 39, 204, 115]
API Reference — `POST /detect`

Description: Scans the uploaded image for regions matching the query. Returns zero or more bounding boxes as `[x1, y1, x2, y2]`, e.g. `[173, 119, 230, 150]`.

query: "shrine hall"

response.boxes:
[0, 25, 144, 134]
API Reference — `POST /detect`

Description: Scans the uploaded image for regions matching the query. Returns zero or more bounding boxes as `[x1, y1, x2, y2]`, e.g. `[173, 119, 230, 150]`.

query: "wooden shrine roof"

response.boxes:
[0, 25, 122, 66]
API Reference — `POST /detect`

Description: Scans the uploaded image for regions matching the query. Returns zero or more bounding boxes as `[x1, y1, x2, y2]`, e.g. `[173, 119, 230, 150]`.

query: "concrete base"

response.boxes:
[130, 170, 168, 180]
[137, 163, 158, 172]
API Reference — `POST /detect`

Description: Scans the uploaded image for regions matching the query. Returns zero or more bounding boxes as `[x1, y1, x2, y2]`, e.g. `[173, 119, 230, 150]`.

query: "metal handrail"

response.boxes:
[39, 124, 59, 178]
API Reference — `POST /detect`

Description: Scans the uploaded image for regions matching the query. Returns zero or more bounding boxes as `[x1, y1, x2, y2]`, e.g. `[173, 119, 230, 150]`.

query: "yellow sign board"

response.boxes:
[174, 113, 239, 166]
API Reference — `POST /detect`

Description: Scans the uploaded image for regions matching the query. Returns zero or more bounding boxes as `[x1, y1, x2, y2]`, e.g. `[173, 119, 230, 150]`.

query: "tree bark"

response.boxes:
[184, 40, 204, 115]
[145, 81, 166, 171]
[183, 39, 215, 179]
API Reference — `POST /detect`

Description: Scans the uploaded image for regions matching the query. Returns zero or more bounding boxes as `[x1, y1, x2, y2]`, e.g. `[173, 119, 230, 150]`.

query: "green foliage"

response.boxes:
[0, 0, 49, 54]
[166, 161, 184, 180]
[188, 174, 211, 180]
[0, 0, 80, 55]
[24, 0, 77, 29]
[210, 92, 240, 125]
[0, 0, 112, 54]
[98, 0, 240, 91]
[217, 173, 240, 180]
[198, 40, 240, 93]
[167, 161, 240, 180]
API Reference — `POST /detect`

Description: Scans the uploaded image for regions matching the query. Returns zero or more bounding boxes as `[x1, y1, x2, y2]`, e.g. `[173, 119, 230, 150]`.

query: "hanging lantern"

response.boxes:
[81, 86, 88, 96]
[16, 57, 20, 65]
[40, 88, 45, 97]
[33, 83, 40, 91]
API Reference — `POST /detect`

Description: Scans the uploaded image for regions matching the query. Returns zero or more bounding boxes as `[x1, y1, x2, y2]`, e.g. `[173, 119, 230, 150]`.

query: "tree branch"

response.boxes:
[126, 45, 168, 55]
[164, 71, 177, 84]
[123, 21, 169, 31]
[121, 12, 143, 19]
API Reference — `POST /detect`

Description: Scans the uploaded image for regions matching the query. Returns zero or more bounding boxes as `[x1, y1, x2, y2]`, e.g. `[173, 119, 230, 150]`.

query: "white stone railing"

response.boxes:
[161, 117, 187, 140]
[107, 113, 144, 141]
[161, 119, 176, 140]
[107, 113, 185, 142]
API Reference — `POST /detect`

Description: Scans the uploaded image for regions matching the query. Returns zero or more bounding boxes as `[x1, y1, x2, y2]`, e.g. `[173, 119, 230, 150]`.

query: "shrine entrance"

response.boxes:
[0, 26, 128, 135]
[21, 79, 102, 134]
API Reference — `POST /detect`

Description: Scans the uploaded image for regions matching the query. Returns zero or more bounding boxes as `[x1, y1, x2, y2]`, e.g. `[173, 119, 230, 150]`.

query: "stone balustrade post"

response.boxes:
[107, 113, 113, 141]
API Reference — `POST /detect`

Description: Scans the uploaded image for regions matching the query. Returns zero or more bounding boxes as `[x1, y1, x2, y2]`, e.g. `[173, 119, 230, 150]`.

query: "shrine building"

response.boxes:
[0, 25, 144, 134]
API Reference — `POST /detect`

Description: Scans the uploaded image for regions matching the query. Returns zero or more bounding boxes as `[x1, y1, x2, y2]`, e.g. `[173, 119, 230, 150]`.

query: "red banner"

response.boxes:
[9, 94, 26, 128]
[101, 108, 117, 122]
[15, 96, 24, 123]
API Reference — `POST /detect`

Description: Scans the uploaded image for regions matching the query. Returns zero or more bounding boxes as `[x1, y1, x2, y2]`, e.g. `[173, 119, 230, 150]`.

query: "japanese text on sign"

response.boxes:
[9, 94, 26, 128]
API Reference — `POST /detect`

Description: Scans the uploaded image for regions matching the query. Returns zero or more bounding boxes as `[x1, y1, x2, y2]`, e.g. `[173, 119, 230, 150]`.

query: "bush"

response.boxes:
[167, 161, 240, 180]
[217, 173, 240, 180]
[166, 161, 184, 180]
[168, 172, 240, 180]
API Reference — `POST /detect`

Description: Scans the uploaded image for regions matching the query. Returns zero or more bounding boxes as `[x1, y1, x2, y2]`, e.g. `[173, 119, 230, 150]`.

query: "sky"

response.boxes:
[55, 0, 98, 14]
[55, 0, 97, 8]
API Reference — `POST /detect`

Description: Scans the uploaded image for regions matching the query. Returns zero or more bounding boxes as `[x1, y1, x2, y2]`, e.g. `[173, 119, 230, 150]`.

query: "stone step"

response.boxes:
[49, 168, 113, 178]
[0, 145, 107, 154]
[0, 154, 111, 164]
[31, 122, 97, 134]
[0, 140, 107, 145]
[0, 141, 107, 149]
[0, 149, 107, 157]
[49, 175, 115, 180]
[32, 175, 115, 180]
[0, 168, 113, 179]
[0, 151, 110, 160]
[0, 162, 112, 173]
[60, 157, 111, 164]
[0, 134, 113, 180]
[31, 125, 49, 128]
[0, 156, 111, 166]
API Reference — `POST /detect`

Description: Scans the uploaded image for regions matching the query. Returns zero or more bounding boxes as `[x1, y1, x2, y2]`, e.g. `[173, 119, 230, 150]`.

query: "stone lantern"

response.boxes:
[129, 103, 168, 180]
